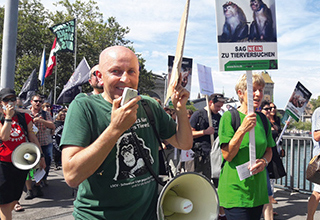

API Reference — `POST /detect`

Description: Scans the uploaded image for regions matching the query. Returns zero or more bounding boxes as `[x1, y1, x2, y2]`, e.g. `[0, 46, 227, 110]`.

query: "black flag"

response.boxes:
[19, 69, 38, 107]
[56, 57, 90, 104]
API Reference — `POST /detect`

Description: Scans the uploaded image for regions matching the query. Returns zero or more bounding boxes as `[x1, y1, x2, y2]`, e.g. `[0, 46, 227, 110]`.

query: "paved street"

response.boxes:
[12, 168, 74, 220]
[12, 167, 320, 220]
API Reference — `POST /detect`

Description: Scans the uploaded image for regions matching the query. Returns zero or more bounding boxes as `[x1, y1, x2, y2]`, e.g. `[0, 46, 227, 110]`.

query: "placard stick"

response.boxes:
[205, 95, 214, 146]
[164, 0, 190, 104]
[276, 115, 291, 150]
[246, 71, 256, 169]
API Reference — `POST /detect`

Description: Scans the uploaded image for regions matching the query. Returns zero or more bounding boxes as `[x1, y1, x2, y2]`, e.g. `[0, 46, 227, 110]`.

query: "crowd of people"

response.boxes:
[0, 45, 318, 220]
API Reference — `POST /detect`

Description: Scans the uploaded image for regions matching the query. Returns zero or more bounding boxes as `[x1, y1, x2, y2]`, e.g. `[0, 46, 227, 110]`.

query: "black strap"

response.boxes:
[229, 107, 241, 132]
[17, 112, 28, 138]
[133, 99, 173, 186]
[141, 99, 174, 177]
[256, 111, 269, 137]
[130, 128, 166, 186]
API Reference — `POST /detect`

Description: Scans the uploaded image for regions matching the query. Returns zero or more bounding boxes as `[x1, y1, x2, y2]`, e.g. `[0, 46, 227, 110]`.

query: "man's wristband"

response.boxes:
[41, 153, 45, 158]
[4, 119, 12, 122]
[262, 157, 268, 166]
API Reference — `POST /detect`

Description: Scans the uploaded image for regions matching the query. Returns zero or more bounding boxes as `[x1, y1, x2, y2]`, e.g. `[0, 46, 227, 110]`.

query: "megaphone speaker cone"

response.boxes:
[157, 172, 219, 220]
[12, 143, 41, 170]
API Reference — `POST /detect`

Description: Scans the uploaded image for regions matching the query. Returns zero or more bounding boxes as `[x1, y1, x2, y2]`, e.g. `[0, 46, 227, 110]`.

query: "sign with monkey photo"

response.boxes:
[215, 0, 278, 71]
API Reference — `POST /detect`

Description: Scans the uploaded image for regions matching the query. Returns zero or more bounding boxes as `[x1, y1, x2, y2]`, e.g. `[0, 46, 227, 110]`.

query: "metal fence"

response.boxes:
[275, 135, 314, 193]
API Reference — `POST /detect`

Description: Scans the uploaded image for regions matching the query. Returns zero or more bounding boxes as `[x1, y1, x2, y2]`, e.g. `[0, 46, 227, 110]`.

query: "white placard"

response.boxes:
[214, 0, 278, 71]
[197, 63, 214, 96]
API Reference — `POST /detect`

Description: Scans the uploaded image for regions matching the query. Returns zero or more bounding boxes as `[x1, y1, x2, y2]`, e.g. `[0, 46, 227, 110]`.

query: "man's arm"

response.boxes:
[33, 113, 55, 130]
[314, 130, 320, 142]
[62, 96, 141, 188]
[165, 85, 192, 151]
[191, 127, 215, 139]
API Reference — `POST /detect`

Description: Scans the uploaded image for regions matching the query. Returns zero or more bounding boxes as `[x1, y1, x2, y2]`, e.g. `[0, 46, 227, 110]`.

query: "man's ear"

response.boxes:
[96, 71, 104, 86]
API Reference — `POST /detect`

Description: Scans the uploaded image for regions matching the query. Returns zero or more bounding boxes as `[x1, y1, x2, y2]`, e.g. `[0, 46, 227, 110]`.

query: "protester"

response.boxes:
[0, 88, 45, 220]
[267, 101, 285, 205]
[42, 101, 54, 179]
[60, 46, 192, 219]
[218, 73, 274, 220]
[260, 100, 275, 220]
[75, 65, 103, 100]
[187, 109, 193, 120]
[53, 109, 67, 170]
[26, 94, 55, 196]
[189, 93, 226, 180]
[307, 106, 320, 220]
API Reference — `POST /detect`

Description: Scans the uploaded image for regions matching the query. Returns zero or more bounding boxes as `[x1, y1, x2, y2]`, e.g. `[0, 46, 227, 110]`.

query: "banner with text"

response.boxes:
[50, 19, 76, 53]
[215, 0, 278, 71]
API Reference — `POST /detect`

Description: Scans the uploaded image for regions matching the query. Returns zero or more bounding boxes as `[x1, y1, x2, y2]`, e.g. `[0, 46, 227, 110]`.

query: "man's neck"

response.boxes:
[31, 107, 40, 115]
[92, 89, 103, 95]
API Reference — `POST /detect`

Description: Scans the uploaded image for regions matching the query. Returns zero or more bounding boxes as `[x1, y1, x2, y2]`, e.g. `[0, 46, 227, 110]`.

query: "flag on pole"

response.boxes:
[56, 57, 90, 104]
[50, 19, 76, 53]
[45, 38, 60, 78]
[19, 69, 38, 106]
[38, 47, 46, 86]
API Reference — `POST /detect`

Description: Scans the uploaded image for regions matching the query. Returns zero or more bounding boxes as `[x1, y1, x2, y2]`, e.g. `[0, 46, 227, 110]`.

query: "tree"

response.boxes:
[0, 0, 155, 102]
[310, 96, 320, 111]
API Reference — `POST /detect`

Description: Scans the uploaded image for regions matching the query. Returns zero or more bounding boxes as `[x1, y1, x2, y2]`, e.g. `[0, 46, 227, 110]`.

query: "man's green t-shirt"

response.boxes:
[60, 95, 176, 219]
[218, 110, 275, 208]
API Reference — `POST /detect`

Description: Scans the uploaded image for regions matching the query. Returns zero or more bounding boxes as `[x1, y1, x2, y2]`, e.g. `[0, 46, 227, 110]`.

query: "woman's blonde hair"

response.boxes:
[235, 72, 265, 103]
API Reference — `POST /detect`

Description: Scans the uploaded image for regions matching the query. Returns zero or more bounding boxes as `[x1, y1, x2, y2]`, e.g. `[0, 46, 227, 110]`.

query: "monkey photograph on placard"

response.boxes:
[217, 0, 277, 43]
[219, 1, 248, 42]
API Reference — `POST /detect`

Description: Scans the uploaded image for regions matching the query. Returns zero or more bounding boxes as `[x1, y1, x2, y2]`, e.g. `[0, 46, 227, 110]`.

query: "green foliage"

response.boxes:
[310, 96, 320, 111]
[0, 0, 154, 101]
[287, 120, 311, 131]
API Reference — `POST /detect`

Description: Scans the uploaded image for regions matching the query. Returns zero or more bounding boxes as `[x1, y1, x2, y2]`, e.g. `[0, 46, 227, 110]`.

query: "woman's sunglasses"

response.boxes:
[2, 97, 16, 102]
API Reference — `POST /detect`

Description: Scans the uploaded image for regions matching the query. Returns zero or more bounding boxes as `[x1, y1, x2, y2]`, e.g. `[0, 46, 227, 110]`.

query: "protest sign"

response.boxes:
[215, 0, 278, 71]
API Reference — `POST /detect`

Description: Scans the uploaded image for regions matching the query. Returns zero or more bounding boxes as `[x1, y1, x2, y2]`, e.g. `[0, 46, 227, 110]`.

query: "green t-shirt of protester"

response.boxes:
[218, 110, 275, 208]
[60, 94, 176, 219]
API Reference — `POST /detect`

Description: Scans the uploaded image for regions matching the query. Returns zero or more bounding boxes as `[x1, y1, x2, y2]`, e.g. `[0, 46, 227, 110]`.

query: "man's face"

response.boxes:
[98, 47, 139, 103]
[31, 96, 42, 110]
[89, 71, 103, 90]
[210, 101, 224, 114]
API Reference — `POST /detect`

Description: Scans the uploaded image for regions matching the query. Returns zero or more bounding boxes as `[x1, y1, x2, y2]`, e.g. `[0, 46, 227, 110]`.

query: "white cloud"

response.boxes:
[1, 0, 319, 109]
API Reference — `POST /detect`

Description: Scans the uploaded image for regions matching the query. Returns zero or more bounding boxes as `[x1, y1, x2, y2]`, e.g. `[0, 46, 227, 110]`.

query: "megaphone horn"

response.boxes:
[157, 172, 219, 220]
[12, 143, 41, 170]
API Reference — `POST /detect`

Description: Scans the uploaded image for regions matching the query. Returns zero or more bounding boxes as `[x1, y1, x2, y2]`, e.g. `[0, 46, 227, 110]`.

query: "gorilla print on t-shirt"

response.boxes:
[113, 132, 154, 181]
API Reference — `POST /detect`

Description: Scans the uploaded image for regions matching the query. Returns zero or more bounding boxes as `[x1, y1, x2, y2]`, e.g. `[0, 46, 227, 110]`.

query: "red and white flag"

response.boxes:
[45, 38, 60, 78]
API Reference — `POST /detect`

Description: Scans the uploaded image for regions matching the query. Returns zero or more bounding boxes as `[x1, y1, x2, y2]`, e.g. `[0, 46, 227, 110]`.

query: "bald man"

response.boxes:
[60, 46, 192, 219]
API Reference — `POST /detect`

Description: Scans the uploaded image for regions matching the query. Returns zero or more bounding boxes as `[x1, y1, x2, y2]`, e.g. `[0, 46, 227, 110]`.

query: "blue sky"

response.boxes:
[1, 0, 319, 109]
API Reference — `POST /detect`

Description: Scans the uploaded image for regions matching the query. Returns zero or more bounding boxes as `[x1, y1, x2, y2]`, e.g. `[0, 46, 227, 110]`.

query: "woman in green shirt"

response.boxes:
[218, 73, 275, 220]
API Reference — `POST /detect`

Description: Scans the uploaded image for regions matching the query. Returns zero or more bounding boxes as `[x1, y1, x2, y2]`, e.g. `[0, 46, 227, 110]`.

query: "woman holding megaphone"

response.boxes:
[0, 88, 46, 220]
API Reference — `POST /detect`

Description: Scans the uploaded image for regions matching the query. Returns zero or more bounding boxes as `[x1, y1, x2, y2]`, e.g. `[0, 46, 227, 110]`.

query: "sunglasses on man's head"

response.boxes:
[2, 97, 16, 102]
[33, 100, 42, 103]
